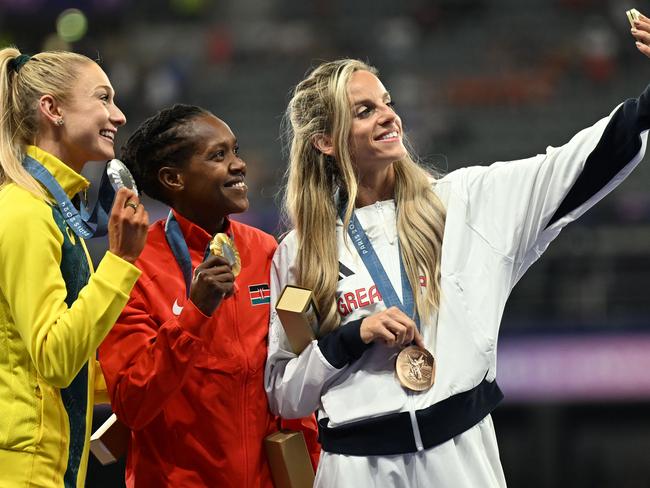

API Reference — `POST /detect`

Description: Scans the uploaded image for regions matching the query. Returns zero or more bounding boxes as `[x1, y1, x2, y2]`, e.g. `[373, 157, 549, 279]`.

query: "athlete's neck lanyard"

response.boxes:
[23, 156, 114, 239]
[164, 210, 231, 297]
[339, 202, 420, 329]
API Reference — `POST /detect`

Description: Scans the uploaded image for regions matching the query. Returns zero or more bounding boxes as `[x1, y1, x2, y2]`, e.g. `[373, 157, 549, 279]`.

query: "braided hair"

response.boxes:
[121, 104, 210, 205]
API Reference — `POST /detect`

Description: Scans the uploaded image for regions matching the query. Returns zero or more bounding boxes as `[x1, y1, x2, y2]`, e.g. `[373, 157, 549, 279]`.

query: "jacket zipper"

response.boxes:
[231, 286, 250, 487]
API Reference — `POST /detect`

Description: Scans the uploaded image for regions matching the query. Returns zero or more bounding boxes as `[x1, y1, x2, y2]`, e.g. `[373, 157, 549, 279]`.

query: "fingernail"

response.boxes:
[637, 41, 644, 48]
[632, 27, 638, 33]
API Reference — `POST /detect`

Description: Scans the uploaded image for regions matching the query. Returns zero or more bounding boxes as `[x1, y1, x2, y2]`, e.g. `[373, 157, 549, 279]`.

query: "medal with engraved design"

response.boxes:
[106, 159, 138, 196]
[209, 233, 241, 276]
[396, 345, 435, 391]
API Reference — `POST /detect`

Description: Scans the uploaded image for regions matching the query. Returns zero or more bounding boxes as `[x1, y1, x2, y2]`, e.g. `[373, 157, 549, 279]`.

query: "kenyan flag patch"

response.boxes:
[249, 284, 271, 306]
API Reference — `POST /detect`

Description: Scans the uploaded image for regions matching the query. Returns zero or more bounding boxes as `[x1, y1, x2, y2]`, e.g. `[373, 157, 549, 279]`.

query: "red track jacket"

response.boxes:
[99, 210, 319, 487]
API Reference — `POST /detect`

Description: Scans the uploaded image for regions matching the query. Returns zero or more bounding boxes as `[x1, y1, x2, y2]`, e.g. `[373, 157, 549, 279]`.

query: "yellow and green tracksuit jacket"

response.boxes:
[0, 146, 141, 487]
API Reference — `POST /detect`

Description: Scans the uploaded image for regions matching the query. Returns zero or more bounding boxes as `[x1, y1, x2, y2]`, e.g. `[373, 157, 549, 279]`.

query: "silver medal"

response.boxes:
[107, 159, 138, 196]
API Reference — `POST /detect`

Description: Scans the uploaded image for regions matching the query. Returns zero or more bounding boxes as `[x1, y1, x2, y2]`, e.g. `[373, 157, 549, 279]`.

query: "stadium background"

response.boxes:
[2, 0, 650, 486]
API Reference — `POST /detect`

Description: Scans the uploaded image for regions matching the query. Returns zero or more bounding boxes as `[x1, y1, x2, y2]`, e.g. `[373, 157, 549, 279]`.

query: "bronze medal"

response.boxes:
[395, 345, 435, 392]
[209, 233, 241, 276]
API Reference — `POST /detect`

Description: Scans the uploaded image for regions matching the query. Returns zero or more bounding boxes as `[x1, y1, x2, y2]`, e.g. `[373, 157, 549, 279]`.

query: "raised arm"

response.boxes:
[451, 83, 650, 286]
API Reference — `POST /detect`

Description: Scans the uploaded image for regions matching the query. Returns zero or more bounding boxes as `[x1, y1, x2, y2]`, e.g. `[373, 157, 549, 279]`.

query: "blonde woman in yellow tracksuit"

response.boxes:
[0, 47, 148, 487]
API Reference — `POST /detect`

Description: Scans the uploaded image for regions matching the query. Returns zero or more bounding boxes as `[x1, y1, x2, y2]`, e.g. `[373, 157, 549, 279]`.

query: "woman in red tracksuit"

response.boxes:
[99, 104, 319, 487]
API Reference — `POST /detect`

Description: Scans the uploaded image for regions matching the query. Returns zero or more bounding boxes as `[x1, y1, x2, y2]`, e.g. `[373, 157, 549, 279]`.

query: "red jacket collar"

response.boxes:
[171, 209, 233, 250]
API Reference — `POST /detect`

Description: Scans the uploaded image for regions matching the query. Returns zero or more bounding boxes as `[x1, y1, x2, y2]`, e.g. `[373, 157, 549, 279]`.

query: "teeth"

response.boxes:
[100, 130, 114, 140]
[379, 131, 398, 140]
[230, 181, 246, 189]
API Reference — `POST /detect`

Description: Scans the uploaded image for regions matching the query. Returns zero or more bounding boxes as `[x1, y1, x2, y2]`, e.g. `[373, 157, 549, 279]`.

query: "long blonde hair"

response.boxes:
[0, 47, 93, 199]
[283, 59, 446, 333]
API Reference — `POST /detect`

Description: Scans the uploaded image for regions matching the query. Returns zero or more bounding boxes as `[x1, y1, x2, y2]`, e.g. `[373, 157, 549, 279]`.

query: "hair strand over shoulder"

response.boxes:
[282, 59, 446, 333]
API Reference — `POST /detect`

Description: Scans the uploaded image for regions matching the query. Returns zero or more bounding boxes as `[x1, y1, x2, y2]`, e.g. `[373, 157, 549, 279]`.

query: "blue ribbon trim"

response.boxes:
[339, 203, 420, 329]
[22, 156, 113, 238]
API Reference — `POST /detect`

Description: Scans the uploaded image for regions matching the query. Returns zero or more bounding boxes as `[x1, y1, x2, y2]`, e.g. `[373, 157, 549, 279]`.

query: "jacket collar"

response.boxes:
[171, 208, 232, 250]
[25, 145, 90, 199]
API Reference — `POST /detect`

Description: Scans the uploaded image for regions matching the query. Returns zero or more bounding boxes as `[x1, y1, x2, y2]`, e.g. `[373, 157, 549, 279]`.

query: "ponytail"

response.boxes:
[0, 46, 93, 199]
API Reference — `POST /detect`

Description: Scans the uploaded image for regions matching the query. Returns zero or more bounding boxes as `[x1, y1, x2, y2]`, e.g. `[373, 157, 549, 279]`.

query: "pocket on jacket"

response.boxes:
[444, 273, 496, 354]
[1, 379, 42, 451]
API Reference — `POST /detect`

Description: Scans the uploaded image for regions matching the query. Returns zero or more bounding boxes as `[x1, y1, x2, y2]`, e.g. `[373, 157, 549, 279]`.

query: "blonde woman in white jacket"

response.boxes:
[266, 23, 650, 488]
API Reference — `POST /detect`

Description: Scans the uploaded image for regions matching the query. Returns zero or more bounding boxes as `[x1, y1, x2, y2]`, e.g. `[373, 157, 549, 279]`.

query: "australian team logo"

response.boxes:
[249, 284, 270, 306]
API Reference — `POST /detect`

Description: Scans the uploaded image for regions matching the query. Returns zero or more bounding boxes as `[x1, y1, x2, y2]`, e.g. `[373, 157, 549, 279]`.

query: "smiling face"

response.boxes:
[347, 70, 406, 176]
[57, 62, 126, 170]
[172, 114, 248, 232]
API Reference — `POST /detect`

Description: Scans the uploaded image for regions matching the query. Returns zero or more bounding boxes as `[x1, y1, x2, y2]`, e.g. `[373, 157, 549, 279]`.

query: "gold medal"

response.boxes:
[395, 345, 435, 392]
[209, 233, 241, 276]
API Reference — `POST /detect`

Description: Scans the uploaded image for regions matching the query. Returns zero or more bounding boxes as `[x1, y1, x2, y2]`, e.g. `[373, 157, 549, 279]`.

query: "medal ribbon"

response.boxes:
[164, 211, 231, 297]
[23, 156, 114, 238]
[339, 205, 420, 329]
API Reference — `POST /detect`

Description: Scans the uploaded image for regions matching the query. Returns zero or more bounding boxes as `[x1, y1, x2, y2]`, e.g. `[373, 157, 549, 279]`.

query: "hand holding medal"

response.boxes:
[359, 307, 434, 391]
[106, 171, 148, 265]
[107, 158, 141, 214]
[186, 233, 240, 317]
[342, 204, 436, 392]
[209, 233, 241, 276]
[359, 307, 421, 346]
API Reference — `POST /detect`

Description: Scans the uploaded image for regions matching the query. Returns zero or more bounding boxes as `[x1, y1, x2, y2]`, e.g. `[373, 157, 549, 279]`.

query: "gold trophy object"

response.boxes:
[264, 430, 315, 488]
[90, 413, 130, 465]
[265, 285, 319, 486]
[274, 285, 320, 354]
